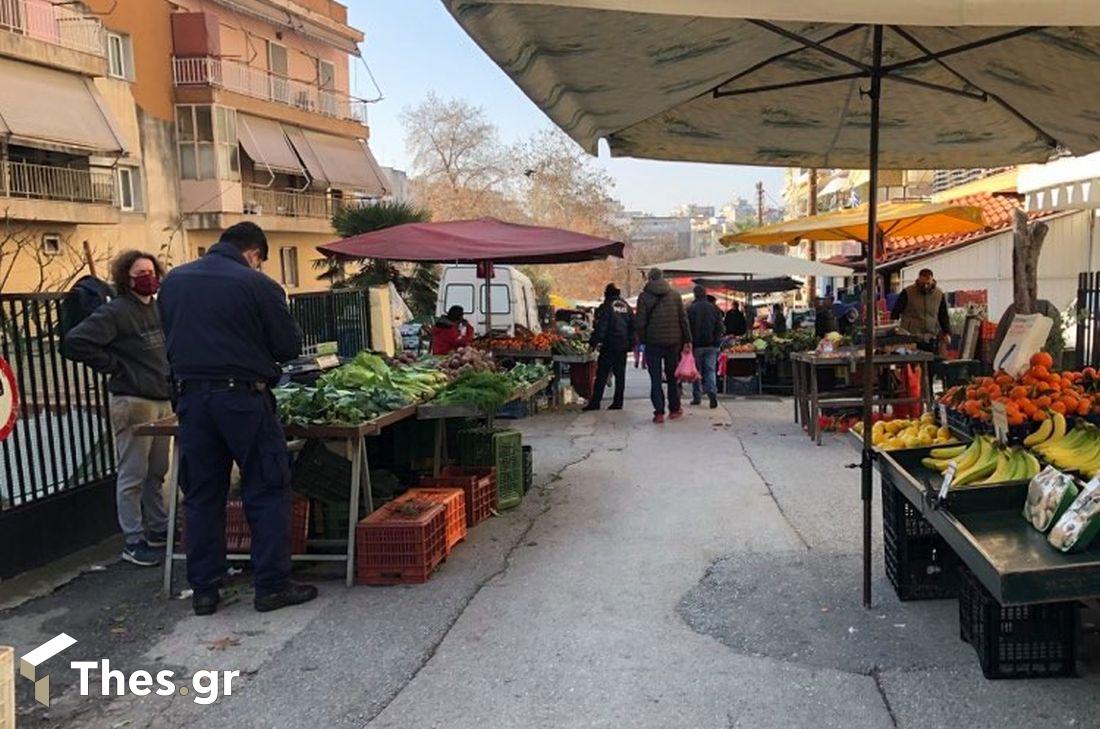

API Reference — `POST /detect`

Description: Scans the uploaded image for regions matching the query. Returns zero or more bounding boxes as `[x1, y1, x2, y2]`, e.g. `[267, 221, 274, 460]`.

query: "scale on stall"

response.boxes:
[281, 341, 343, 386]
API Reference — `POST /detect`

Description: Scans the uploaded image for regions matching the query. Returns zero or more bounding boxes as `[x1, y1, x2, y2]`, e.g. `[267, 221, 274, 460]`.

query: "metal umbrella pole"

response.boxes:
[860, 25, 884, 609]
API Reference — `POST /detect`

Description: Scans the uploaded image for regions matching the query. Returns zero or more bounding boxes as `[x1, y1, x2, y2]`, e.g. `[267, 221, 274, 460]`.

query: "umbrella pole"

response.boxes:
[861, 25, 884, 610]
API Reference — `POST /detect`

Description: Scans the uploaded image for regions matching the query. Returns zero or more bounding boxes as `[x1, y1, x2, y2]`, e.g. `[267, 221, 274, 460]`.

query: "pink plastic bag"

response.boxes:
[675, 351, 701, 382]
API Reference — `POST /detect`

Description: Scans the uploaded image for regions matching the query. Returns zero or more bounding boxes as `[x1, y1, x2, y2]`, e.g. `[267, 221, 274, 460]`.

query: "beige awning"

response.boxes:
[238, 114, 303, 176]
[293, 128, 388, 194]
[0, 58, 125, 155]
[651, 250, 852, 278]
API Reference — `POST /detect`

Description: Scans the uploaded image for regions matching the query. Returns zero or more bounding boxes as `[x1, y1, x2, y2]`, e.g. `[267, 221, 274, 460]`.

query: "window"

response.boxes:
[176, 105, 239, 181]
[479, 284, 511, 315]
[317, 59, 336, 115]
[444, 283, 474, 315]
[107, 32, 133, 80]
[42, 234, 61, 256]
[279, 247, 299, 287]
[117, 166, 143, 212]
[267, 41, 289, 103]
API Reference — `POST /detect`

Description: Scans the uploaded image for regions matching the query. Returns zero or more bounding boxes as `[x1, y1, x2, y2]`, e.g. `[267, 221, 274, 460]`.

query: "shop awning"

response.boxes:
[0, 58, 125, 155]
[286, 128, 389, 195]
[319, 218, 625, 264]
[651, 250, 851, 278]
[238, 114, 303, 176]
[1018, 152, 1100, 211]
[694, 276, 803, 293]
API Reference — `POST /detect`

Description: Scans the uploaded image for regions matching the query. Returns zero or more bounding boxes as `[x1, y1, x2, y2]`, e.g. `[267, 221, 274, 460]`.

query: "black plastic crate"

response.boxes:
[884, 530, 958, 601]
[293, 441, 352, 502]
[957, 565, 1078, 679]
[522, 445, 533, 494]
[881, 475, 937, 541]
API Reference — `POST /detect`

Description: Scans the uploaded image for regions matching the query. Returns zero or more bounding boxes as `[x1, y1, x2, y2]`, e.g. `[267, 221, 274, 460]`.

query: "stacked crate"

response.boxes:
[458, 427, 524, 510]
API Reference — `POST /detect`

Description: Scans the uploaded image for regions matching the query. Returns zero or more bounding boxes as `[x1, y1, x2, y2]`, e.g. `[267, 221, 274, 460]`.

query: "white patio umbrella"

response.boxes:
[650, 249, 852, 279]
[445, 0, 1100, 606]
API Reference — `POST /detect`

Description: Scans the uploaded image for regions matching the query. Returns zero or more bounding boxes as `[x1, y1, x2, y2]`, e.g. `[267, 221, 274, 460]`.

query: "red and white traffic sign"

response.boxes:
[0, 356, 18, 442]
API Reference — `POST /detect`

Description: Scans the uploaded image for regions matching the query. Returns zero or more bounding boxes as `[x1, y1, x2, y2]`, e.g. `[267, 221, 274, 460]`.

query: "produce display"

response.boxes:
[853, 414, 958, 450]
[432, 371, 517, 411]
[508, 362, 551, 385]
[725, 329, 819, 364]
[435, 346, 498, 377]
[1048, 483, 1100, 552]
[487, 332, 562, 352]
[1029, 419, 1100, 478]
[551, 336, 589, 356]
[1023, 467, 1079, 532]
[920, 435, 1041, 485]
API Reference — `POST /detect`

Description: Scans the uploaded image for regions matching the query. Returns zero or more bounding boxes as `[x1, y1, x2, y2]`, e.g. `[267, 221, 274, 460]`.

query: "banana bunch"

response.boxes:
[921, 435, 1041, 487]
[1023, 411, 1067, 447]
[1031, 419, 1100, 478]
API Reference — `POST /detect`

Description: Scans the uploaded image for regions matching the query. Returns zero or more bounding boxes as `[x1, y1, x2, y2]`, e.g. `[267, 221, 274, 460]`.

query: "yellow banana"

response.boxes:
[1023, 418, 1054, 447]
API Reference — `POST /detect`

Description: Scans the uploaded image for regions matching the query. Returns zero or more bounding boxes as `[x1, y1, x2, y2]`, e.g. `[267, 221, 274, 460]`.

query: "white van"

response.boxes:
[437, 264, 541, 336]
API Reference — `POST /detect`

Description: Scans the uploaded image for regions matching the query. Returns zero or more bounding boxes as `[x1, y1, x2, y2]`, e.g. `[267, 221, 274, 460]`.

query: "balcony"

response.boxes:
[244, 184, 333, 220]
[2, 160, 118, 223]
[173, 56, 368, 125]
[0, 0, 105, 58]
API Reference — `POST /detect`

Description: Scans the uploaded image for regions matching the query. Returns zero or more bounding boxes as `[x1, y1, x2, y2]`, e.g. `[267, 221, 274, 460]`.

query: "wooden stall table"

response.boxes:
[417, 375, 553, 476]
[718, 351, 761, 395]
[791, 350, 935, 446]
[136, 404, 419, 594]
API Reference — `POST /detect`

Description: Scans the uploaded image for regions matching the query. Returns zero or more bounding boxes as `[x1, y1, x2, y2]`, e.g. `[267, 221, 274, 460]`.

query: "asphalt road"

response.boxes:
[2, 367, 1097, 728]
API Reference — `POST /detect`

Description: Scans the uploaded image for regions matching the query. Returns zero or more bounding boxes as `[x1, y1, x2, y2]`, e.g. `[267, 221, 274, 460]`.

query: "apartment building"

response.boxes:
[1, 0, 385, 294]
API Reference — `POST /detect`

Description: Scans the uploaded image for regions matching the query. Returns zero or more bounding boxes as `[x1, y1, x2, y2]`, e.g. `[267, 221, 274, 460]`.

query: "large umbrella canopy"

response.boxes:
[446, 0, 1100, 609]
[446, 2, 1100, 167]
[1018, 152, 1100, 212]
[318, 218, 625, 265]
[721, 201, 986, 246]
[652, 249, 851, 278]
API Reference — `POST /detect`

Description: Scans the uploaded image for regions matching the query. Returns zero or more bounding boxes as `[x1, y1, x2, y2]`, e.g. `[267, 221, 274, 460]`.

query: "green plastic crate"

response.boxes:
[458, 427, 523, 510]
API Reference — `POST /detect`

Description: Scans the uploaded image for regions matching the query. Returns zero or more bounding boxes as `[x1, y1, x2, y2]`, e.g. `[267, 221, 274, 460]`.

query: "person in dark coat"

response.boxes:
[772, 302, 788, 334]
[687, 285, 724, 408]
[635, 268, 691, 423]
[724, 302, 748, 337]
[584, 283, 634, 411]
[158, 222, 316, 617]
[814, 297, 839, 337]
[431, 305, 475, 355]
[66, 250, 171, 568]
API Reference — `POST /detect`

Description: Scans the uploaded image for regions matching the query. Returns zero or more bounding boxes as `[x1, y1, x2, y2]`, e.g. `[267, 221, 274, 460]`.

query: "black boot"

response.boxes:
[709, 393, 719, 409]
[254, 582, 318, 613]
[193, 591, 220, 616]
[582, 403, 600, 411]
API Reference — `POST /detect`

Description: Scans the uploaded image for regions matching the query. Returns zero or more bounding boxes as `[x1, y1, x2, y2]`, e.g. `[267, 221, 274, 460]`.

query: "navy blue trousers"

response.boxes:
[176, 388, 291, 597]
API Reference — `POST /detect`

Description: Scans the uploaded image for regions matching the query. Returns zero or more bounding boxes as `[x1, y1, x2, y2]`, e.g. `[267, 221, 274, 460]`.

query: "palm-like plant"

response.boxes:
[316, 201, 440, 316]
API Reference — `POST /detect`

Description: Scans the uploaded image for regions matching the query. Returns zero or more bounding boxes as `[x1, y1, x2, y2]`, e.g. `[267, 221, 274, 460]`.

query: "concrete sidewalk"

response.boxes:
[1, 366, 1096, 728]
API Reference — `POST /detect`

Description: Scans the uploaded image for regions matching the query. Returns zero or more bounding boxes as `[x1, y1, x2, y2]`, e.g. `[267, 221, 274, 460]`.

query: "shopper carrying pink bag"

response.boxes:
[675, 345, 700, 382]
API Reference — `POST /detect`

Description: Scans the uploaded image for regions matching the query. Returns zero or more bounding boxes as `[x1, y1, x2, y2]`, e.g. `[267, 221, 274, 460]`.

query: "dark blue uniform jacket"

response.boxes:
[158, 241, 302, 384]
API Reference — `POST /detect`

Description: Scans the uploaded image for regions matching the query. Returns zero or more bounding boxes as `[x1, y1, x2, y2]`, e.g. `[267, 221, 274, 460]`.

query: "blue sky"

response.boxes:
[347, 1, 785, 216]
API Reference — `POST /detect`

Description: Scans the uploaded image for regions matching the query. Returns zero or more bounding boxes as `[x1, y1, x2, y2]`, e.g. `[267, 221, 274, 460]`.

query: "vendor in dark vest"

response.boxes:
[891, 268, 951, 350]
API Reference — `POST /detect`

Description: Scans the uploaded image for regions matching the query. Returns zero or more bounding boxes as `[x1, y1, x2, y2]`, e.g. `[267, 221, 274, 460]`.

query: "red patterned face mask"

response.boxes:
[132, 273, 160, 296]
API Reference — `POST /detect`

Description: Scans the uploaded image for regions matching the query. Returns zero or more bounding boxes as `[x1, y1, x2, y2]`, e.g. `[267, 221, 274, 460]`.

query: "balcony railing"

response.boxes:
[173, 56, 368, 124]
[0, 0, 105, 56]
[3, 160, 116, 204]
[243, 184, 333, 219]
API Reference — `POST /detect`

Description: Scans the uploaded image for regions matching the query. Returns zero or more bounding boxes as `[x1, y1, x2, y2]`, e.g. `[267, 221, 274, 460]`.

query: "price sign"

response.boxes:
[938, 462, 958, 501]
[992, 401, 1009, 444]
[315, 354, 341, 370]
[0, 357, 18, 442]
[938, 402, 948, 427]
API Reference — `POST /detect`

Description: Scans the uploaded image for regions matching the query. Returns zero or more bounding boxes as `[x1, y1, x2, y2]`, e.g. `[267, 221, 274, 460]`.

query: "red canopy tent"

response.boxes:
[317, 217, 626, 334]
[317, 218, 625, 265]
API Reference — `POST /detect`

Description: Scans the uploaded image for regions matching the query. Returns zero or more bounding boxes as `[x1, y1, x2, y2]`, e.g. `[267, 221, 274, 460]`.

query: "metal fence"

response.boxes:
[0, 293, 115, 512]
[0, 0, 106, 56]
[1075, 271, 1100, 371]
[289, 288, 371, 357]
[4, 160, 116, 204]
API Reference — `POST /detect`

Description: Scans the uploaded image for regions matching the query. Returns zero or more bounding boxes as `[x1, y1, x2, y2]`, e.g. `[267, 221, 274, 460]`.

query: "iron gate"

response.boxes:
[288, 288, 371, 357]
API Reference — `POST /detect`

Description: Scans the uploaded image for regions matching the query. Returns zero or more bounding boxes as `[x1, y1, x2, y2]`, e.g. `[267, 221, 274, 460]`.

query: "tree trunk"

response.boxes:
[1012, 208, 1049, 315]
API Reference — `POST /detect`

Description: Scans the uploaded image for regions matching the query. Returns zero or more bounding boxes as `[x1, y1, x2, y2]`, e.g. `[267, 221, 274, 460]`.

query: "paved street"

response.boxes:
[2, 367, 1098, 728]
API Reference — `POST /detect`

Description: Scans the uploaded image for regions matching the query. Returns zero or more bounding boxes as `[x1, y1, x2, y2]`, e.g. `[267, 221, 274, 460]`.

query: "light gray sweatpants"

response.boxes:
[109, 394, 172, 545]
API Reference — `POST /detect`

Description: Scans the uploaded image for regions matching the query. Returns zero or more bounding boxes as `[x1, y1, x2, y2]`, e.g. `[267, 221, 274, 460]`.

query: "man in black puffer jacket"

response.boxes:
[687, 285, 725, 408]
[584, 283, 634, 411]
[635, 268, 691, 422]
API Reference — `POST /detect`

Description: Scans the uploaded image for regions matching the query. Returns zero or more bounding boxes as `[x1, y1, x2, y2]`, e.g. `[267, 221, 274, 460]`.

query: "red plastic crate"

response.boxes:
[400, 488, 466, 554]
[180, 492, 309, 554]
[420, 466, 496, 526]
[356, 500, 446, 585]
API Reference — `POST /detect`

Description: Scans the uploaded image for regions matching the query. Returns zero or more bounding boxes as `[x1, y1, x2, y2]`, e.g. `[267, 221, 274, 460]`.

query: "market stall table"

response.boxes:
[136, 403, 420, 594]
[791, 351, 934, 446]
[717, 351, 761, 395]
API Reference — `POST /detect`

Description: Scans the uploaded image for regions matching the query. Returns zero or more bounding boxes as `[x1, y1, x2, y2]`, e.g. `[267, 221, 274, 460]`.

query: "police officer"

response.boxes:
[159, 222, 316, 616]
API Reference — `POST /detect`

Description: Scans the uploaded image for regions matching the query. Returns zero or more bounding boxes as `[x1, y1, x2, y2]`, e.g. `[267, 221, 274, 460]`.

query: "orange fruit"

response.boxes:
[1051, 401, 1067, 414]
[1031, 352, 1054, 370]
[1033, 409, 1049, 422]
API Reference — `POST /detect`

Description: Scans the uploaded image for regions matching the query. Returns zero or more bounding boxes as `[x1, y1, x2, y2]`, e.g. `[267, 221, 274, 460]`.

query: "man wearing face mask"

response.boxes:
[891, 268, 951, 351]
[66, 250, 172, 568]
[158, 222, 312, 616]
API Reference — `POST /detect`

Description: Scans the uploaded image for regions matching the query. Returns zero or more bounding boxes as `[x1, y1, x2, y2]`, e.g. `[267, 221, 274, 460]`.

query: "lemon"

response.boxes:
[920, 413, 935, 425]
[937, 426, 952, 440]
[872, 432, 887, 446]
[918, 433, 934, 446]
[903, 435, 922, 449]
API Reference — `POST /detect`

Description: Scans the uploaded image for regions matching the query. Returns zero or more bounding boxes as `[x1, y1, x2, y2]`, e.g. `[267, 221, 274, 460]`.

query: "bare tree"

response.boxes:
[0, 213, 110, 294]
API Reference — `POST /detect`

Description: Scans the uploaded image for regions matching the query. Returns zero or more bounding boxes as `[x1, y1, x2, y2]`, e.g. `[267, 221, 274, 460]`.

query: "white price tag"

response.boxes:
[938, 402, 948, 427]
[939, 462, 957, 501]
[991, 401, 1009, 444]
[315, 354, 341, 369]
